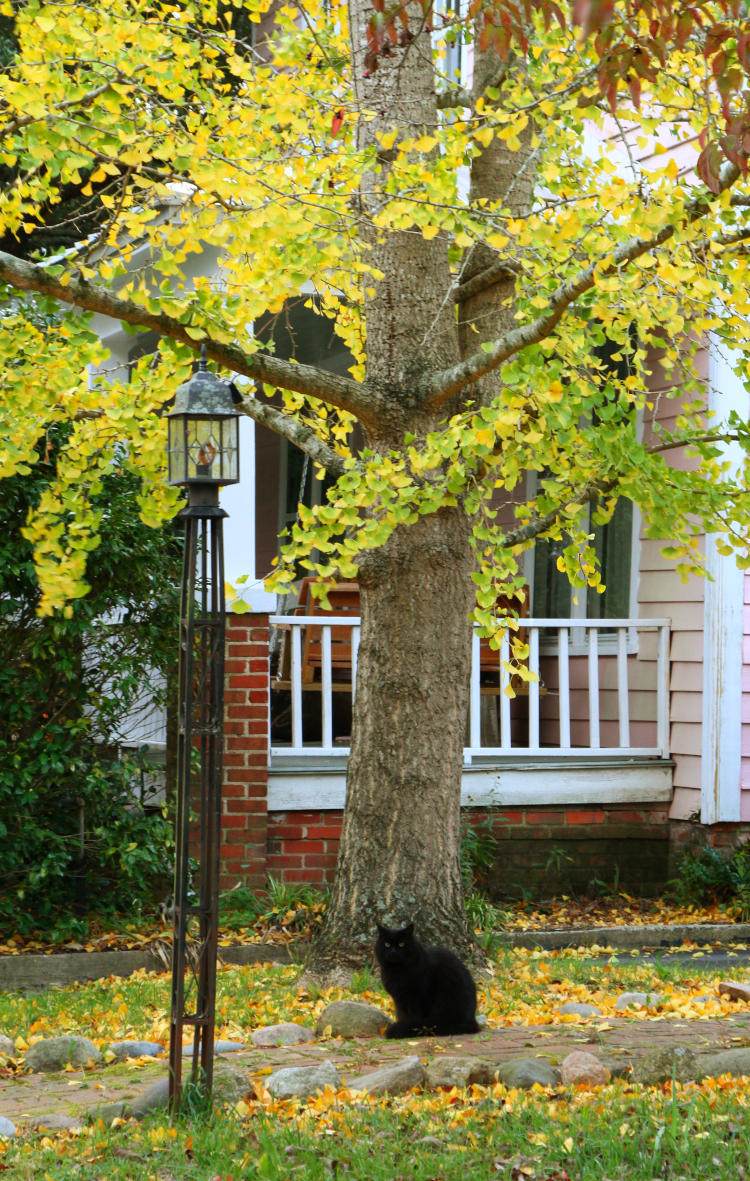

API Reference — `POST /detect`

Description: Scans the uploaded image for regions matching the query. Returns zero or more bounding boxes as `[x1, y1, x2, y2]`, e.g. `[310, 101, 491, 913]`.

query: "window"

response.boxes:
[532, 496, 634, 621]
[532, 335, 637, 622]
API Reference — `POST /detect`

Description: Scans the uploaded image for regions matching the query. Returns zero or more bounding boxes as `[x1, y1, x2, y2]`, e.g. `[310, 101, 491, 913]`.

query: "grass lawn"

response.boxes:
[1, 941, 748, 1041]
[5, 1078, 750, 1181]
[2, 944, 750, 1179]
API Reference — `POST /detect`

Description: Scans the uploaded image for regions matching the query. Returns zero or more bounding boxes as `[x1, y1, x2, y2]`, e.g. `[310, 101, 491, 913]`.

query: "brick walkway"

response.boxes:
[3, 1011, 750, 1128]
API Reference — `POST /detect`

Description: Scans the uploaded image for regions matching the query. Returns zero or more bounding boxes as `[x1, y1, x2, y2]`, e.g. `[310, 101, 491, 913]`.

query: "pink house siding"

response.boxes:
[640, 346, 709, 819]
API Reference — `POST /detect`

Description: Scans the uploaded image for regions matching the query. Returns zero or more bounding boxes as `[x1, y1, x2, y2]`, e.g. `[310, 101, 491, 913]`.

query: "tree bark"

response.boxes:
[306, 506, 477, 970]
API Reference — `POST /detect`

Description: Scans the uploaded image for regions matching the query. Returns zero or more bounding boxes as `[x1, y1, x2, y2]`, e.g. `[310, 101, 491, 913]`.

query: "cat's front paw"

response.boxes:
[384, 1021, 411, 1039]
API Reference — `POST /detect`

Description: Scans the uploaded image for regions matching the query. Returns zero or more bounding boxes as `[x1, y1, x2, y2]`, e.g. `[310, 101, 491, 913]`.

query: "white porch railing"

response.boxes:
[269, 615, 671, 762]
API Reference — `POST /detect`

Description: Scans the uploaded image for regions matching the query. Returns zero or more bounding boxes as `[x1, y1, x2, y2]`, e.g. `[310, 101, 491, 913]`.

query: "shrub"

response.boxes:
[460, 812, 499, 893]
[668, 844, 750, 920]
[0, 426, 182, 937]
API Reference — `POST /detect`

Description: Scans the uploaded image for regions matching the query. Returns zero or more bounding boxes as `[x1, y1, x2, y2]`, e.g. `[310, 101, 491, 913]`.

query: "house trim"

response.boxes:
[701, 342, 746, 824]
[268, 757, 674, 811]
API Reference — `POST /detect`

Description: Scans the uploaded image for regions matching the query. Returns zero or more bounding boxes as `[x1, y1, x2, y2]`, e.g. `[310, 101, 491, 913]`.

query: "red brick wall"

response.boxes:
[267, 811, 342, 884]
[264, 803, 675, 892]
[219, 614, 270, 890]
[479, 802, 671, 840]
[478, 802, 672, 897]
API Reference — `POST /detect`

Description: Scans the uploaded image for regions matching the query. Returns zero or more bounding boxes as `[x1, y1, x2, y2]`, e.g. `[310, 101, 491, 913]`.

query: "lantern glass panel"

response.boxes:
[171, 415, 239, 484]
[167, 416, 187, 485]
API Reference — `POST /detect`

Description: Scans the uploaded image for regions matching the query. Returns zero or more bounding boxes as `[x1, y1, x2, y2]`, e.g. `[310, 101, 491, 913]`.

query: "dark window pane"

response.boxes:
[587, 498, 633, 619]
[533, 535, 571, 618]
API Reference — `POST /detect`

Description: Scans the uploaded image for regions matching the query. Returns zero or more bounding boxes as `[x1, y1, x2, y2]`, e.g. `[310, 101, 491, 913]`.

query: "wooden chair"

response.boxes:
[272, 578, 360, 689]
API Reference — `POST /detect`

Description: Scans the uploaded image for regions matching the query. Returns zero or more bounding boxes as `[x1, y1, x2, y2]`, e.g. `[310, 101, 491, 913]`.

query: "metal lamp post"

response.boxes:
[166, 346, 240, 1112]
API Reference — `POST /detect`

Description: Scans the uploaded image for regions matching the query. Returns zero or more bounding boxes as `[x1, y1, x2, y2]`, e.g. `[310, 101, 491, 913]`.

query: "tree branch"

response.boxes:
[423, 160, 742, 408]
[0, 248, 379, 427]
[454, 256, 521, 303]
[502, 424, 749, 549]
[235, 393, 348, 478]
[502, 481, 607, 548]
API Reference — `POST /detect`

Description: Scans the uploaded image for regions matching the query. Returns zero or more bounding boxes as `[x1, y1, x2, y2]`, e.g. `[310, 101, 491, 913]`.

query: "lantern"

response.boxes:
[167, 346, 239, 487]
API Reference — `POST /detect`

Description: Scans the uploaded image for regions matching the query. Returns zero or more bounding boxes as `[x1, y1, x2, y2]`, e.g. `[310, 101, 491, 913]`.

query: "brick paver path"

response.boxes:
[3, 1011, 750, 1128]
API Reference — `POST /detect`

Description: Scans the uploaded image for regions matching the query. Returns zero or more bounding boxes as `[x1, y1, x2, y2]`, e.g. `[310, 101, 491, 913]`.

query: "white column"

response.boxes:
[700, 341, 746, 823]
[221, 415, 276, 612]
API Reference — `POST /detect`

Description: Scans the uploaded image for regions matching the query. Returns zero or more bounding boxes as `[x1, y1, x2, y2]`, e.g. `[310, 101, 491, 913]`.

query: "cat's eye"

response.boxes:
[384, 941, 391, 948]
[398, 941, 405, 947]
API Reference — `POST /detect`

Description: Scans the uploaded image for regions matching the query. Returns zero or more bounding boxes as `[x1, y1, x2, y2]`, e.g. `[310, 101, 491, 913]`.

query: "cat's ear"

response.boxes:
[404, 922, 414, 936]
[376, 922, 386, 935]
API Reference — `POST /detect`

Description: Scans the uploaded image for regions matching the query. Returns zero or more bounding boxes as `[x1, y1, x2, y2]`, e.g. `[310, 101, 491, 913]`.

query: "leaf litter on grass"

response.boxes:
[4, 1072, 750, 1181]
[0, 891, 739, 958]
[3, 916, 750, 1179]
[2, 944, 750, 1074]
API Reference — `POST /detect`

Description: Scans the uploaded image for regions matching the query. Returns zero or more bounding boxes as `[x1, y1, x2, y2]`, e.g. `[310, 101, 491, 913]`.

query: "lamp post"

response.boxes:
[166, 346, 240, 1112]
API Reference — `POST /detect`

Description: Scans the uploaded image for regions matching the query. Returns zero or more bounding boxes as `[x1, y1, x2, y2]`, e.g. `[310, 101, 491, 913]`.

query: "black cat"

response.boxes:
[375, 922, 480, 1038]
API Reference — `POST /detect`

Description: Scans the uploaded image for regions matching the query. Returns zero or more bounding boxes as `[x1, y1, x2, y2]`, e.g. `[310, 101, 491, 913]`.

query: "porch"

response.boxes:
[267, 611, 673, 812]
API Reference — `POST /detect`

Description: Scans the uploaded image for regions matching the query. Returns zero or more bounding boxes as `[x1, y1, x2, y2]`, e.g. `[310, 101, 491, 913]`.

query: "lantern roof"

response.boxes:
[170, 345, 237, 418]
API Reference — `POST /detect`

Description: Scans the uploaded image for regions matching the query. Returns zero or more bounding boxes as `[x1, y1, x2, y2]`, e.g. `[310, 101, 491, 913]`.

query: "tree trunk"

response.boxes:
[306, 3, 518, 974]
[306, 507, 477, 971]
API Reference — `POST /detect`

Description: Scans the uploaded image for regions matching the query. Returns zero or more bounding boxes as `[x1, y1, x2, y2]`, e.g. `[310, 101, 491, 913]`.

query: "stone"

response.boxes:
[0, 1117, 15, 1138]
[251, 1023, 315, 1048]
[107, 1040, 164, 1061]
[557, 1002, 602, 1018]
[347, 1055, 425, 1096]
[25, 1035, 101, 1073]
[718, 981, 750, 1003]
[180, 1039, 246, 1056]
[0, 1034, 15, 1057]
[614, 991, 664, 1011]
[560, 1051, 610, 1087]
[27, 1113, 84, 1132]
[599, 1056, 630, 1081]
[212, 1063, 251, 1104]
[126, 1076, 170, 1118]
[265, 1061, 341, 1101]
[86, 1101, 127, 1124]
[633, 1046, 700, 1086]
[122, 1063, 248, 1118]
[424, 1055, 497, 1089]
[699, 1048, 750, 1080]
[495, 1057, 560, 1090]
[315, 1000, 390, 1039]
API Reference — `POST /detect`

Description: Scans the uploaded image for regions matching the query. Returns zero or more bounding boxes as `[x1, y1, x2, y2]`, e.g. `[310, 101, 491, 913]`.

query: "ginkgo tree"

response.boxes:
[1, 0, 750, 967]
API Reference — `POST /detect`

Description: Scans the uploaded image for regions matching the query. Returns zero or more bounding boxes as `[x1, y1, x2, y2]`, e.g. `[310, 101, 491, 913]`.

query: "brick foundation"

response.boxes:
[267, 811, 343, 885]
[475, 802, 672, 898]
[230, 796, 750, 899]
[668, 818, 750, 877]
[262, 803, 677, 897]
